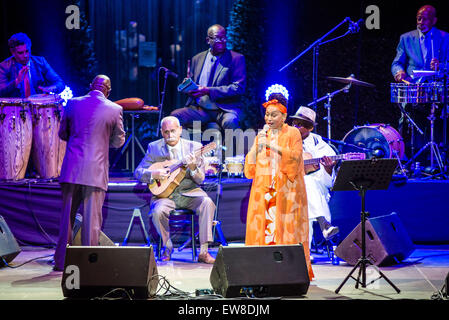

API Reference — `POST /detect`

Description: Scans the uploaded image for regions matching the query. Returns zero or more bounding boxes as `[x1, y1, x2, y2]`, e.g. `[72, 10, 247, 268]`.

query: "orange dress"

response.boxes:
[244, 123, 314, 280]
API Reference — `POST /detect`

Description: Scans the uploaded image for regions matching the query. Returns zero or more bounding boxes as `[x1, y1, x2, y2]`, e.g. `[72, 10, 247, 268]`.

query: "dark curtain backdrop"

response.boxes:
[1, 0, 449, 167]
[87, 0, 233, 109]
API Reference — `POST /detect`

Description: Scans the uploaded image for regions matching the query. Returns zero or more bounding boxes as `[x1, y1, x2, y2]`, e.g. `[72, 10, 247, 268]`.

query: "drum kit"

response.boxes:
[0, 94, 66, 181]
[390, 70, 448, 173]
[305, 70, 449, 176]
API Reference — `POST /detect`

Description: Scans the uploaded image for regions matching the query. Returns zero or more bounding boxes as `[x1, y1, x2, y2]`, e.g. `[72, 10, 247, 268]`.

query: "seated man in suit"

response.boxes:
[134, 116, 216, 264]
[171, 24, 246, 132]
[0, 32, 65, 97]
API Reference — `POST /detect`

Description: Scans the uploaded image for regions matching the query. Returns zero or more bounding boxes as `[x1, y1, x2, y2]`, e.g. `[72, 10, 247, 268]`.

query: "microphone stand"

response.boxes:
[212, 141, 228, 246]
[156, 68, 169, 137]
[307, 83, 351, 140]
[279, 17, 359, 110]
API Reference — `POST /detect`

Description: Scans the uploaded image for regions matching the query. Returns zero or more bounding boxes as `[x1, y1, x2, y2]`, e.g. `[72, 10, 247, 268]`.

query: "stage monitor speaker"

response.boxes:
[210, 244, 310, 298]
[335, 212, 414, 266]
[61, 246, 158, 299]
[0, 215, 21, 266]
[73, 228, 115, 246]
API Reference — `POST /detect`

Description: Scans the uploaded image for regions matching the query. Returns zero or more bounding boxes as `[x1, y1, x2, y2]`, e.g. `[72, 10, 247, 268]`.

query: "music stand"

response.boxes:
[333, 159, 400, 294]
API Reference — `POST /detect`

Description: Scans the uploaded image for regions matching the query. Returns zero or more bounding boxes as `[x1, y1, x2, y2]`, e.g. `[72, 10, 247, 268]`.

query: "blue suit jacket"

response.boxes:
[0, 55, 65, 97]
[392, 28, 449, 79]
[186, 49, 246, 113]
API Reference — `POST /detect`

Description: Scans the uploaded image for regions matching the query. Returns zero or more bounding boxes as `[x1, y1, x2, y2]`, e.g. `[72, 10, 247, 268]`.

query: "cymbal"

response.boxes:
[327, 75, 375, 88]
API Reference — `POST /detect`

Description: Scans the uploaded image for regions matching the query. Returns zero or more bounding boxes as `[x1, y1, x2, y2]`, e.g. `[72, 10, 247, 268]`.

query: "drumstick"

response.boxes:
[401, 79, 411, 85]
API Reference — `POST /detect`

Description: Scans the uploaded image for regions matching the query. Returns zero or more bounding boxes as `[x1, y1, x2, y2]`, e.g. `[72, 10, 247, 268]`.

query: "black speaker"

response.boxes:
[61, 246, 158, 299]
[0, 215, 21, 266]
[210, 244, 310, 298]
[335, 212, 414, 266]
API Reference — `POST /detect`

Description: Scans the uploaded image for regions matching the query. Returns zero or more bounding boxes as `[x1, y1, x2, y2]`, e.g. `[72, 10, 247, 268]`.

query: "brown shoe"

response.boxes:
[198, 252, 215, 264]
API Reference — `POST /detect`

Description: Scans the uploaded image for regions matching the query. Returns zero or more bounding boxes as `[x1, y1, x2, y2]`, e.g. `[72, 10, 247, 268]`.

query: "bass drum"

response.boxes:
[341, 124, 405, 160]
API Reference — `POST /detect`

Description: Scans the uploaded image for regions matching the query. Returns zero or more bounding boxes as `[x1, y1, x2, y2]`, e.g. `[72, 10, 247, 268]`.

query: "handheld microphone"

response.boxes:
[263, 124, 270, 156]
[161, 67, 178, 78]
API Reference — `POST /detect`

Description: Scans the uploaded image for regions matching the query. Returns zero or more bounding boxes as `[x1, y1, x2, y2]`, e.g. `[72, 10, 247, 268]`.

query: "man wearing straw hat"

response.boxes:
[290, 106, 339, 255]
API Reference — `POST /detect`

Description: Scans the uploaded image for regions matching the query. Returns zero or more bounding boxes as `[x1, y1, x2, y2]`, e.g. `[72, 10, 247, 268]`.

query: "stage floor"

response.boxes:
[1, 243, 448, 302]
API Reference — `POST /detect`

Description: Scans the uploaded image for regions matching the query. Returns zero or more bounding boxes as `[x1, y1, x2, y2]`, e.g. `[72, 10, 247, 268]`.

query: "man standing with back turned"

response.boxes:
[53, 75, 125, 271]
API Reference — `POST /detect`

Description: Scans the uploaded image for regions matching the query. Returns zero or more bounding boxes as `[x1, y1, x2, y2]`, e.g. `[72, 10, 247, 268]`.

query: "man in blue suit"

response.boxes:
[171, 24, 246, 131]
[392, 5, 449, 82]
[0, 33, 65, 97]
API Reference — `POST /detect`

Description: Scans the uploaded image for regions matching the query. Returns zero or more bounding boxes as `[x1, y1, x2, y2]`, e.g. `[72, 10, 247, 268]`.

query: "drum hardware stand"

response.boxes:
[279, 17, 361, 111]
[405, 102, 445, 174]
[396, 102, 424, 168]
[307, 84, 351, 140]
[333, 159, 400, 294]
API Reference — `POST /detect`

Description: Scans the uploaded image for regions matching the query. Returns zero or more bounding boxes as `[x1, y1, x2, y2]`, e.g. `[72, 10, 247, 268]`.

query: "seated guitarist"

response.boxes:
[134, 116, 216, 263]
[290, 106, 340, 253]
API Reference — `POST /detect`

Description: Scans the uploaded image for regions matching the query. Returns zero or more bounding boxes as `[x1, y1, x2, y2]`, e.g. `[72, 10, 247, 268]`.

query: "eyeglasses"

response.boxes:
[208, 36, 227, 42]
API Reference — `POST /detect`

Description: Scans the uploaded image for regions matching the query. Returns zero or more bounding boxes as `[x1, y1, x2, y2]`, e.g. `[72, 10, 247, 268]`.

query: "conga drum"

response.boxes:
[0, 99, 33, 180]
[29, 94, 66, 179]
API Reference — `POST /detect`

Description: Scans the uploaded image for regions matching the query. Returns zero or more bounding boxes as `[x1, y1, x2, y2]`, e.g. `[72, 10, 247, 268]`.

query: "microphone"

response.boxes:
[262, 124, 270, 156]
[348, 18, 363, 33]
[161, 67, 178, 78]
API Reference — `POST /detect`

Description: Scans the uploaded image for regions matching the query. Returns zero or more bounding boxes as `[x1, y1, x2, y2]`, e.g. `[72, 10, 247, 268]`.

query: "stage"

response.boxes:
[0, 176, 448, 247]
[1, 175, 449, 303]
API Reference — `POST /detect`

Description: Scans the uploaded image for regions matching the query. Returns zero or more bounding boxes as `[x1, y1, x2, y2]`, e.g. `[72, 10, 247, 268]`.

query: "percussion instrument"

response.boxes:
[114, 97, 144, 110]
[390, 82, 443, 104]
[204, 156, 220, 177]
[225, 155, 245, 178]
[341, 124, 405, 160]
[0, 98, 33, 180]
[29, 94, 66, 179]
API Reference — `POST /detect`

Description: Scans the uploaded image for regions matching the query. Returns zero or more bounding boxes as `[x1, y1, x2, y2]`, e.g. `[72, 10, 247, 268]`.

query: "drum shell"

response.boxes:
[31, 103, 66, 179]
[0, 104, 33, 180]
[204, 156, 220, 177]
[342, 124, 405, 160]
[225, 156, 245, 178]
[390, 83, 443, 104]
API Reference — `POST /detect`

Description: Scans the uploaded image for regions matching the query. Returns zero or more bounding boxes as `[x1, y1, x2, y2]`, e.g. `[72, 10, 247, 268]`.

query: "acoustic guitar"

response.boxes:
[303, 152, 366, 174]
[148, 142, 216, 198]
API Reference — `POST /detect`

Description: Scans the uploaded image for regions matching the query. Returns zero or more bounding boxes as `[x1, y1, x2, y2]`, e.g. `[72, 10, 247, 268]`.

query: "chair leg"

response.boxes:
[191, 214, 196, 261]
[158, 237, 162, 260]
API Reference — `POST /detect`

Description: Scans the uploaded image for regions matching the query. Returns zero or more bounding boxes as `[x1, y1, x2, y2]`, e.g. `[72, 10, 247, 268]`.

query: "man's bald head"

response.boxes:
[417, 5, 437, 34]
[90, 75, 112, 97]
[206, 24, 227, 56]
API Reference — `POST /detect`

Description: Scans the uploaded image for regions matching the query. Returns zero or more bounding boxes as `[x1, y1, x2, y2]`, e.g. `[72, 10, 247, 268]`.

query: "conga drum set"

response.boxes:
[0, 94, 66, 181]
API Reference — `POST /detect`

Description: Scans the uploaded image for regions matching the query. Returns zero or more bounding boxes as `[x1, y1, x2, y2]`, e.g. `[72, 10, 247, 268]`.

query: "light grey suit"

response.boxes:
[134, 138, 215, 247]
[54, 90, 125, 270]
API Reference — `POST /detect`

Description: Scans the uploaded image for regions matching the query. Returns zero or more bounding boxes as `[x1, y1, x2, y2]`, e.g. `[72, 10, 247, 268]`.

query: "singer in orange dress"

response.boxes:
[244, 99, 313, 280]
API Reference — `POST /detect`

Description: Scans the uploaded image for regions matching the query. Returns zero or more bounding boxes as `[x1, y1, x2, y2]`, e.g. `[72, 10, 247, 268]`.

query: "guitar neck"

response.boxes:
[304, 154, 345, 166]
[166, 142, 216, 173]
